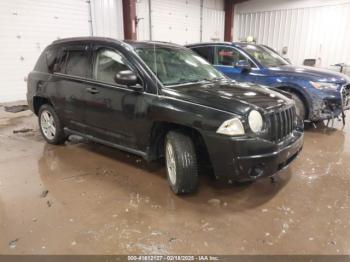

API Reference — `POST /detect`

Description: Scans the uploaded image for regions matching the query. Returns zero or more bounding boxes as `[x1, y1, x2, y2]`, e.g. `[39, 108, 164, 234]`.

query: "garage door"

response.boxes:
[151, 0, 201, 44]
[136, 0, 225, 45]
[0, 0, 92, 102]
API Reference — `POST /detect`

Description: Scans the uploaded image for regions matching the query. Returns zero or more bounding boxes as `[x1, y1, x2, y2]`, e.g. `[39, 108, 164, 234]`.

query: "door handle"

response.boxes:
[86, 87, 99, 94]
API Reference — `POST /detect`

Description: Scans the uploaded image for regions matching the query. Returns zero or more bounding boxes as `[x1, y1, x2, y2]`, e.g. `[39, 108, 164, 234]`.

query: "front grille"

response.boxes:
[267, 106, 296, 143]
[341, 84, 350, 110]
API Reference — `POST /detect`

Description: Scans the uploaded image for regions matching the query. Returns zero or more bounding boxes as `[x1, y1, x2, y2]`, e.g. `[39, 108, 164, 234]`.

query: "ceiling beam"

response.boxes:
[122, 0, 137, 40]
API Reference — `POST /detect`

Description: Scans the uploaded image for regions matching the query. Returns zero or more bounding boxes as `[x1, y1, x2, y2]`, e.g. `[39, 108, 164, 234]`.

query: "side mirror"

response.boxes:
[115, 70, 139, 86]
[235, 60, 251, 73]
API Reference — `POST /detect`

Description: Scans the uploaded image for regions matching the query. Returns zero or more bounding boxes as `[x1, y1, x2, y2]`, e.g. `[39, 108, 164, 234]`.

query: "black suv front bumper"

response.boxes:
[203, 129, 304, 182]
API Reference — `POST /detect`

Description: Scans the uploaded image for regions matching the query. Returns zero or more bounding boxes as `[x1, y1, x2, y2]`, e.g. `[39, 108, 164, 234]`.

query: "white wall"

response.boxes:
[151, 0, 201, 44]
[202, 0, 225, 42]
[90, 0, 124, 39]
[234, 0, 350, 73]
[136, 0, 225, 44]
[0, 0, 92, 102]
[0, 0, 224, 102]
[136, 0, 150, 40]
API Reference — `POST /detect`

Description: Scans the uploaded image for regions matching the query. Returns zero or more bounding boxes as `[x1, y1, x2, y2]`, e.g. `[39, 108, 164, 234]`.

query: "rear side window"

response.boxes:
[46, 48, 59, 73]
[34, 49, 49, 73]
[52, 45, 90, 78]
[65, 48, 90, 77]
[34, 46, 60, 73]
[191, 46, 214, 63]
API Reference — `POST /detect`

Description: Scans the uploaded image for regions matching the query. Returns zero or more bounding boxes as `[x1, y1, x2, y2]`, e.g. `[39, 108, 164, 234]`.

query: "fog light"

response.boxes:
[250, 165, 264, 178]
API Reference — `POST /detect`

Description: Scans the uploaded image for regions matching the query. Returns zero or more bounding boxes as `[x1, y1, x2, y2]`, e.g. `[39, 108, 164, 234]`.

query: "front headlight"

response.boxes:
[310, 81, 338, 90]
[216, 118, 245, 136]
[248, 110, 263, 133]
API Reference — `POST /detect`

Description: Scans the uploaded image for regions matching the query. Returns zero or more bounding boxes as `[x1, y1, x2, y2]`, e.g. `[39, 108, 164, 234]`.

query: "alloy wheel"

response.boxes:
[165, 141, 177, 185]
[40, 110, 56, 140]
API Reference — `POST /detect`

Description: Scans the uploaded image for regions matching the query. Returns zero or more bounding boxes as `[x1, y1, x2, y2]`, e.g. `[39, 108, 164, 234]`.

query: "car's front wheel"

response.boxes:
[38, 104, 66, 145]
[165, 131, 199, 194]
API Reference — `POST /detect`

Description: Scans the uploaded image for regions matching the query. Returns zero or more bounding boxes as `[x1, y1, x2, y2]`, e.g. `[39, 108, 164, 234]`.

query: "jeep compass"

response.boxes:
[27, 37, 304, 194]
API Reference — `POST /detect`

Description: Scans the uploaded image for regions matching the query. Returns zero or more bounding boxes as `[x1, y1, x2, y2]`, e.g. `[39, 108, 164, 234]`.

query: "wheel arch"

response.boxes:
[147, 121, 209, 161]
[275, 85, 311, 119]
[33, 96, 53, 115]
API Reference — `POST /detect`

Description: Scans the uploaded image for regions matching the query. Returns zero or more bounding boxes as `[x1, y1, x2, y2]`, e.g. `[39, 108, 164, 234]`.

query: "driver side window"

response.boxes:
[94, 48, 131, 85]
[215, 47, 252, 67]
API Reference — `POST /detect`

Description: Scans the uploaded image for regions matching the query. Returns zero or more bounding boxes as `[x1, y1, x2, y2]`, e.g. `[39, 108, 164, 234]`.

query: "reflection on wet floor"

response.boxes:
[0, 109, 350, 254]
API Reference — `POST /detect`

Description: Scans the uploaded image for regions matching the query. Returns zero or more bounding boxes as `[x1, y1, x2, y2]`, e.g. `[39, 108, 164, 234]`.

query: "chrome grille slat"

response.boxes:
[273, 113, 278, 141]
[284, 110, 288, 137]
[289, 109, 292, 133]
[281, 111, 285, 139]
[290, 107, 295, 132]
[285, 109, 290, 135]
[279, 111, 283, 142]
[287, 108, 292, 133]
[267, 106, 295, 143]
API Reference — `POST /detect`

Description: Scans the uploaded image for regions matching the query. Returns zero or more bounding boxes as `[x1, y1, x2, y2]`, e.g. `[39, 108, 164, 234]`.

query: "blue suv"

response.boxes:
[187, 42, 350, 123]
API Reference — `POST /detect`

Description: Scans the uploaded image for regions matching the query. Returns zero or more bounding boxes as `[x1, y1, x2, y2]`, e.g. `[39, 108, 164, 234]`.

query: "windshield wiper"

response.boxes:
[166, 77, 227, 86]
[203, 77, 227, 83]
[167, 78, 205, 85]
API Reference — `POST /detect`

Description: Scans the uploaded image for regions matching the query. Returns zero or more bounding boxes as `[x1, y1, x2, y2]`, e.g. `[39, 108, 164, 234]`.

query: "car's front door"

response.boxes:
[213, 46, 257, 83]
[83, 45, 146, 150]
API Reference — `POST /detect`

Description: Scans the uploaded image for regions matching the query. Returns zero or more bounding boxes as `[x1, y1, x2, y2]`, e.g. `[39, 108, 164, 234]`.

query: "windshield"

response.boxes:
[241, 44, 289, 67]
[135, 46, 225, 86]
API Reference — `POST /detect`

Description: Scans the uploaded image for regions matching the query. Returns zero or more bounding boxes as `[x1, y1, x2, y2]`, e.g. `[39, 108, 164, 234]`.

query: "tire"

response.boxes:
[38, 104, 66, 145]
[165, 131, 199, 194]
[289, 92, 306, 120]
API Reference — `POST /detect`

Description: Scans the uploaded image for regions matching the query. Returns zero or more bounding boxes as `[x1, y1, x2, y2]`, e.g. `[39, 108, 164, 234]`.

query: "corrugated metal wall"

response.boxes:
[234, 0, 350, 71]
[136, 0, 225, 44]
[90, 0, 124, 38]
[0, 0, 92, 102]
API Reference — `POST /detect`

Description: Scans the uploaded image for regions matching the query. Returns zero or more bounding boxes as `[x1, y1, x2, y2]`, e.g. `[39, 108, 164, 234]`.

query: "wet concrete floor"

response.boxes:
[0, 103, 350, 254]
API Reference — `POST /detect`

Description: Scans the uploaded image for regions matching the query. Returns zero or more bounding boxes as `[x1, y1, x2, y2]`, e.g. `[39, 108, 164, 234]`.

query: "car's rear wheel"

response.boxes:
[289, 92, 306, 120]
[165, 131, 199, 194]
[38, 104, 66, 145]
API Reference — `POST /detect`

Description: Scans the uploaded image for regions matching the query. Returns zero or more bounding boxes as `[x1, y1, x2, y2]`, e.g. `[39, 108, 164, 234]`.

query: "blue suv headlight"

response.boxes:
[310, 81, 338, 90]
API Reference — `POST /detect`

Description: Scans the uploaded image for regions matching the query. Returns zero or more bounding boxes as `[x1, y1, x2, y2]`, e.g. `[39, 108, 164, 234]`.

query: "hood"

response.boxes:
[162, 80, 293, 116]
[269, 65, 350, 84]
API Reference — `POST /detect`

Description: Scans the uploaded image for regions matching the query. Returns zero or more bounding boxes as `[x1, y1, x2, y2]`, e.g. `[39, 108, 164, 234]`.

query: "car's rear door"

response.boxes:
[48, 44, 92, 132]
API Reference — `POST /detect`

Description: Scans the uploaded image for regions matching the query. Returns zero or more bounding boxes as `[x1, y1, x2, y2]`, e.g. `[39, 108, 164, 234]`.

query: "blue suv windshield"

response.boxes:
[241, 44, 289, 68]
